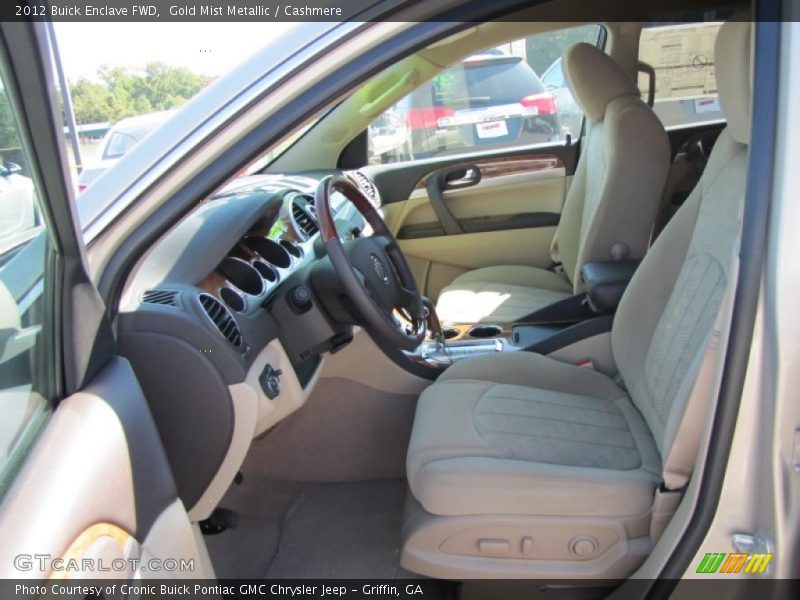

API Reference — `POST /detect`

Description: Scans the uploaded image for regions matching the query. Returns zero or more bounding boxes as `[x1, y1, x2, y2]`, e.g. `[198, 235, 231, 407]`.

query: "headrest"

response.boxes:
[715, 17, 752, 144]
[562, 42, 638, 123]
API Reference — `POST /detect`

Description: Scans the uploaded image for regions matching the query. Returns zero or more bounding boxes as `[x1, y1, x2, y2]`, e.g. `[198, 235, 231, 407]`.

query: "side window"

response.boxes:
[366, 24, 603, 164]
[638, 22, 725, 129]
[0, 80, 54, 497]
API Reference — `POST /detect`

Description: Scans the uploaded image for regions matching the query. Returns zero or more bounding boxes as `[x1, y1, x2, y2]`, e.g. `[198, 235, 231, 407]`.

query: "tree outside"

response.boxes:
[524, 24, 603, 76]
[0, 89, 21, 152]
[70, 61, 214, 125]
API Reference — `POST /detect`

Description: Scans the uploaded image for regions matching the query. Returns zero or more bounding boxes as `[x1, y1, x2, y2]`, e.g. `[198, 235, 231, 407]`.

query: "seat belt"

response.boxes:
[650, 248, 740, 542]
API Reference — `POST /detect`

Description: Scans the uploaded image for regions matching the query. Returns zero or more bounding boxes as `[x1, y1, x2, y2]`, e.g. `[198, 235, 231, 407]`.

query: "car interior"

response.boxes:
[0, 0, 766, 593]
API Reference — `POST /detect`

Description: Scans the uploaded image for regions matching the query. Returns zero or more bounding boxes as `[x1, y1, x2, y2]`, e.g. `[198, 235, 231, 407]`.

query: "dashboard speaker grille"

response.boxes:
[141, 289, 179, 306]
[198, 293, 243, 349]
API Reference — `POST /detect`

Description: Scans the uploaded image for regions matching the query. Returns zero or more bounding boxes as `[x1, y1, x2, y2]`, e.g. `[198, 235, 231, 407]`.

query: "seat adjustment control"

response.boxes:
[259, 364, 282, 399]
[478, 538, 511, 555]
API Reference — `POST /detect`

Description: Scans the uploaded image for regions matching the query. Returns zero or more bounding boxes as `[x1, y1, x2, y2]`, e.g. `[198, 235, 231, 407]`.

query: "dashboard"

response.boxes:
[116, 169, 379, 519]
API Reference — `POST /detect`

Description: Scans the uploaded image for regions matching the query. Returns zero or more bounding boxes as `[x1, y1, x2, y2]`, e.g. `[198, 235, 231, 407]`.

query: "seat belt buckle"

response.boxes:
[575, 358, 594, 369]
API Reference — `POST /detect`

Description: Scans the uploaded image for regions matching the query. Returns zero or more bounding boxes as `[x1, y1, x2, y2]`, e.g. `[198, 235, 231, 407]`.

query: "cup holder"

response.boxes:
[217, 257, 264, 296]
[220, 287, 245, 312]
[468, 324, 503, 339]
[244, 236, 291, 269]
[442, 328, 460, 340]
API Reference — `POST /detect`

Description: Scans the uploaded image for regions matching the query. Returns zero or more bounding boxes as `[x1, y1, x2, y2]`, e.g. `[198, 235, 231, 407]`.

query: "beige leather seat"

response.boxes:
[436, 43, 670, 324]
[404, 19, 751, 579]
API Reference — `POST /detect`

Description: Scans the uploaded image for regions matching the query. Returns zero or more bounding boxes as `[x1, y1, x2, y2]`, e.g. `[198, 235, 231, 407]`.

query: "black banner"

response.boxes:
[3, 579, 800, 600]
[0, 0, 767, 23]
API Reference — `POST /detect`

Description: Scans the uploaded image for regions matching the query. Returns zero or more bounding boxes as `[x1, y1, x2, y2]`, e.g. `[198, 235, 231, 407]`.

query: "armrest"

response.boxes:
[580, 259, 641, 313]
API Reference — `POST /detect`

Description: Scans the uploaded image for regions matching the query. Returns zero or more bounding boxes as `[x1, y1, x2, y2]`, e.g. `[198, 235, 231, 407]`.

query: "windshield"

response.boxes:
[247, 110, 328, 173]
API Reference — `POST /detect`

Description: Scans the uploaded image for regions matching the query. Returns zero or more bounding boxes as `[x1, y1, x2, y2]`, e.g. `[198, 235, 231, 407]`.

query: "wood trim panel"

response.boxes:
[413, 153, 565, 191]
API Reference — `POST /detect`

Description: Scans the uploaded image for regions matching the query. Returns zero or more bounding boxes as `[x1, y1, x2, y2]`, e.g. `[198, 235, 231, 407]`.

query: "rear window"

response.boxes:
[638, 22, 725, 128]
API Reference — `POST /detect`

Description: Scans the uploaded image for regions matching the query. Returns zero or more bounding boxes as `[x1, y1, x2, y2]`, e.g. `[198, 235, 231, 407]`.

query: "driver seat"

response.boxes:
[403, 18, 751, 579]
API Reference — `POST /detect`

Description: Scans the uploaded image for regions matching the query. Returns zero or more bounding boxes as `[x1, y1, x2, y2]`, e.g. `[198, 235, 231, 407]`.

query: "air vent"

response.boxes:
[352, 170, 377, 201]
[291, 196, 319, 239]
[198, 293, 243, 349]
[141, 289, 179, 306]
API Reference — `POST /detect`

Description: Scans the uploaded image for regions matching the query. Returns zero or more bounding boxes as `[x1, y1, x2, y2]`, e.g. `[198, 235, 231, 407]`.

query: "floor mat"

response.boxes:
[204, 478, 418, 579]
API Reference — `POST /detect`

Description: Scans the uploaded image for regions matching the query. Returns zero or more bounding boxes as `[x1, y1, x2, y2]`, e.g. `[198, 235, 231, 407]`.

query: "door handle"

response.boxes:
[425, 164, 482, 235]
[443, 166, 481, 189]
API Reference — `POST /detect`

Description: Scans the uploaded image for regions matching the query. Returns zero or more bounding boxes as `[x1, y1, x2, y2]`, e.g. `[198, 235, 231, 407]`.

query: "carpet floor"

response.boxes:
[204, 477, 418, 579]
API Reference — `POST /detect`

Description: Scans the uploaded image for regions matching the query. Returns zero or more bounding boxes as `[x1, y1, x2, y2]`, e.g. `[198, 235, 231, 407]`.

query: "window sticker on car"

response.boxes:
[476, 120, 509, 139]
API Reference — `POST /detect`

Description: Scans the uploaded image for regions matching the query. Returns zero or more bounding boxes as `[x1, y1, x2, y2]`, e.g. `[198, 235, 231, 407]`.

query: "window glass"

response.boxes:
[366, 24, 603, 164]
[0, 86, 41, 254]
[0, 79, 53, 497]
[638, 22, 725, 129]
[102, 123, 158, 159]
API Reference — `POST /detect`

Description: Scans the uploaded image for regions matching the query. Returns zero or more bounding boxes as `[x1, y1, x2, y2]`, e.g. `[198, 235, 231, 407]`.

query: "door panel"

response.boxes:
[0, 358, 210, 579]
[378, 148, 572, 299]
[0, 23, 212, 582]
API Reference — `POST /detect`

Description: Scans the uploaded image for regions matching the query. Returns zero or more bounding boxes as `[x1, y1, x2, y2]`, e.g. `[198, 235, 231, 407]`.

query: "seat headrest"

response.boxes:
[562, 42, 638, 123]
[715, 17, 752, 144]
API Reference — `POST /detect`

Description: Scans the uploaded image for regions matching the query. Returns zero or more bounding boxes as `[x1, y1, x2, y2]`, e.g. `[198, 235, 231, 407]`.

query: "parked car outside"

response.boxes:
[540, 57, 584, 138]
[367, 111, 411, 163]
[76, 110, 173, 192]
[391, 53, 560, 159]
[0, 162, 37, 255]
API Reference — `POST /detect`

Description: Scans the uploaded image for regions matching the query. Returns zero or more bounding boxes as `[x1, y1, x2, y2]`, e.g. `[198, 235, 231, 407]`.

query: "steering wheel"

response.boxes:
[315, 173, 426, 350]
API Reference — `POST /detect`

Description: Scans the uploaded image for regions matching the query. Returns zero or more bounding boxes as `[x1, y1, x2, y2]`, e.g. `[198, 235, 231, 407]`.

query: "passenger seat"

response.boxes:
[436, 43, 670, 324]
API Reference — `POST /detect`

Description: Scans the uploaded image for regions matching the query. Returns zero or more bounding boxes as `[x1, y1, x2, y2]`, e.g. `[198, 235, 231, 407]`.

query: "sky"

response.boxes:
[54, 22, 297, 81]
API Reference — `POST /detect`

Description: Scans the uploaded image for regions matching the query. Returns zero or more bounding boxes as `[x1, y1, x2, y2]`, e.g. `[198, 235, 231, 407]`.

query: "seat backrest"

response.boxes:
[554, 43, 670, 291]
[612, 19, 752, 460]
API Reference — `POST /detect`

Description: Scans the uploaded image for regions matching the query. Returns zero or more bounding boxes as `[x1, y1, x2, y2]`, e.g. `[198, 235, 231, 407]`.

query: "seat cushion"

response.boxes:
[436, 265, 572, 324]
[407, 352, 662, 518]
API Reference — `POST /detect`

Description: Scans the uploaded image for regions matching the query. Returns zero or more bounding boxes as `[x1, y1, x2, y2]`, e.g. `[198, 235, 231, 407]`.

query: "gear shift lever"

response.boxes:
[420, 296, 453, 365]
[421, 296, 443, 340]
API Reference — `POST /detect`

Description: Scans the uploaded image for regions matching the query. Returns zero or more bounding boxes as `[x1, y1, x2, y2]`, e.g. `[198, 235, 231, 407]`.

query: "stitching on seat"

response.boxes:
[478, 391, 622, 415]
[443, 377, 628, 405]
[468, 383, 642, 469]
[477, 410, 629, 431]
[478, 429, 638, 451]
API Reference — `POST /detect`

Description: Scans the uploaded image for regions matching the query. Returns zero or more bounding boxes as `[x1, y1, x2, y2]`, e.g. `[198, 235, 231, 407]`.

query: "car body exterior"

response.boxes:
[367, 111, 412, 163]
[540, 57, 584, 138]
[76, 110, 173, 192]
[392, 53, 560, 158]
[0, 163, 37, 255]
